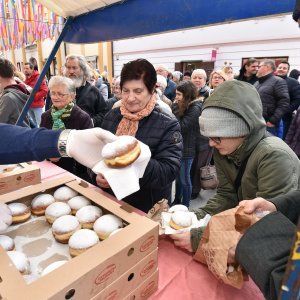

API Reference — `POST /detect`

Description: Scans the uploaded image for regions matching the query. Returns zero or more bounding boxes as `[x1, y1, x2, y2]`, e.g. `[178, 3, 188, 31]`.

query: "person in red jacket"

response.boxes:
[24, 62, 48, 127]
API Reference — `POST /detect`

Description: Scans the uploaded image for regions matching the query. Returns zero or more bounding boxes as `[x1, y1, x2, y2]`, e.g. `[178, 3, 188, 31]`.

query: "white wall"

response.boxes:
[113, 14, 300, 76]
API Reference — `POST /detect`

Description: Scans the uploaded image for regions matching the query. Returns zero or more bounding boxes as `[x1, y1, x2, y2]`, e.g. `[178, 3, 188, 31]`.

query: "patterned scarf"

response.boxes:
[51, 102, 74, 130]
[116, 94, 156, 136]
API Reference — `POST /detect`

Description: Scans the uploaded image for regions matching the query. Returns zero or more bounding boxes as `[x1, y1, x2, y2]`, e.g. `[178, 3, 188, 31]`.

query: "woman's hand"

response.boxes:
[239, 197, 277, 214]
[170, 231, 193, 252]
[96, 173, 110, 189]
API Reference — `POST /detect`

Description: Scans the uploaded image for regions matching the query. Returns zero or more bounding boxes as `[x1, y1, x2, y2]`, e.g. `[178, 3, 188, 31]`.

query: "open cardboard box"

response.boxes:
[0, 175, 159, 300]
[0, 163, 41, 195]
[124, 269, 159, 300]
[91, 248, 158, 300]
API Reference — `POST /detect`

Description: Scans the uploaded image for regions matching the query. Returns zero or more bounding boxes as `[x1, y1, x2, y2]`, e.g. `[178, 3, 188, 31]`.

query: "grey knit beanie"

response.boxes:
[199, 107, 250, 137]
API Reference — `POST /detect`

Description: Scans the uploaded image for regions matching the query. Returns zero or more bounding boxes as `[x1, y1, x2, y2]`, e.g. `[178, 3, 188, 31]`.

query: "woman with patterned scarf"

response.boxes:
[95, 59, 183, 213]
[40, 76, 93, 181]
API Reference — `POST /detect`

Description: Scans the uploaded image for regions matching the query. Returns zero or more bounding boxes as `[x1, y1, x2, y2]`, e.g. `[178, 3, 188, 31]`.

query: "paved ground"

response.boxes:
[171, 182, 216, 209]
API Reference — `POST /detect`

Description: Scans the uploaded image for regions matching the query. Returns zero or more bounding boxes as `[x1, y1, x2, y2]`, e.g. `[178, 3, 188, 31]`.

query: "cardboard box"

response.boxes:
[124, 269, 159, 300]
[0, 175, 159, 300]
[91, 249, 158, 300]
[0, 162, 41, 195]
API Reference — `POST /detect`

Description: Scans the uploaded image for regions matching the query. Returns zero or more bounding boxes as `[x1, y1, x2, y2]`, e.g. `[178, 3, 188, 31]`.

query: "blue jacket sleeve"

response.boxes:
[0, 124, 61, 164]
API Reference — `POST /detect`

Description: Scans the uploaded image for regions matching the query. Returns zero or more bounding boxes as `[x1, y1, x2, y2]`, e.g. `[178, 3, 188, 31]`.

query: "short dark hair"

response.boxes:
[0, 58, 15, 79]
[120, 59, 156, 93]
[279, 61, 290, 70]
[24, 62, 34, 70]
[184, 71, 192, 77]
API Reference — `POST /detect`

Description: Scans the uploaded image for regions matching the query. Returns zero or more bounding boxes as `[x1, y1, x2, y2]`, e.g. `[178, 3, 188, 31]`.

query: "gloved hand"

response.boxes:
[0, 203, 12, 233]
[66, 128, 118, 169]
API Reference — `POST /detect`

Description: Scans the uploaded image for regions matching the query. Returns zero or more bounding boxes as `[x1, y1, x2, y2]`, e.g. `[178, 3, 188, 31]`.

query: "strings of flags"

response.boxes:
[0, 0, 64, 51]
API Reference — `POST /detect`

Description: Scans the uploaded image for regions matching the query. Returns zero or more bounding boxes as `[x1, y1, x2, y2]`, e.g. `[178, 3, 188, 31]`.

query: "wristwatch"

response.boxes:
[57, 129, 72, 157]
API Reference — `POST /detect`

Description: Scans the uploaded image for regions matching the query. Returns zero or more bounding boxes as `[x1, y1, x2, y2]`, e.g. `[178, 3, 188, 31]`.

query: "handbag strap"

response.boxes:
[205, 148, 214, 166]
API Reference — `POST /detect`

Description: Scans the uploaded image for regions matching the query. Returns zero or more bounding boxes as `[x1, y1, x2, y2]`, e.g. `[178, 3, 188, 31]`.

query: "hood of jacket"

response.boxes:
[202, 80, 266, 163]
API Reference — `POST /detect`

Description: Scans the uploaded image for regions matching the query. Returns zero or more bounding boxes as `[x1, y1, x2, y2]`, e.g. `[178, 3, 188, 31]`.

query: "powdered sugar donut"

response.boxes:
[169, 211, 192, 230]
[8, 203, 31, 224]
[75, 205, 103, 229]
[53, 186, 78, 202]
[0, 235, 14, 251]
[168, 204, 189, 213]
[69, 229, 99, 257]
[93, 214, 123, 240]
[52, 215, 80, 243]
[68, 196, 91, 215]
[31, 194, 55, 216]
[41, 260, 68, 276]
[7, 251, 30, 274]
[45, 202, 71, 224]
[102, 136, 141, 168]
[109, 228, 123, 237]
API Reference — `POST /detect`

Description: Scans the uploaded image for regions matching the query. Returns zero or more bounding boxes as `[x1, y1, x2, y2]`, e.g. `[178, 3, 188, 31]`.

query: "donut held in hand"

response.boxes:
[102, 136, 141, 168]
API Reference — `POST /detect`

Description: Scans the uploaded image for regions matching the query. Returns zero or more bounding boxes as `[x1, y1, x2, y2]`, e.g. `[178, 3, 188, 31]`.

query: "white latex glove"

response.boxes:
[66, 128, 118, 169]
[0, 204, 12, 233]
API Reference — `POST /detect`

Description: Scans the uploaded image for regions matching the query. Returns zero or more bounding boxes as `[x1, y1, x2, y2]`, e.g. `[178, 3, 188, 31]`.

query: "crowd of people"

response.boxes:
[0, 50, 300, 300]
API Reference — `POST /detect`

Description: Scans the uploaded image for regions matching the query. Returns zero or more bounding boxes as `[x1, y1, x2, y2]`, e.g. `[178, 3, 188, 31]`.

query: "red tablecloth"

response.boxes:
[34, 161, 264, 300]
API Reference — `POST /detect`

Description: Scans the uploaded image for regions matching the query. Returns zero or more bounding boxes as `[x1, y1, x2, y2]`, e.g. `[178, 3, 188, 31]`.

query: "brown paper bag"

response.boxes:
[193, 206, 258, 289]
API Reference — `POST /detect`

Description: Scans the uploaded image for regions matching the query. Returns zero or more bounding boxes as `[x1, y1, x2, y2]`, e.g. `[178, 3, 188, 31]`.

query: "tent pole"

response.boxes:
[16, 16, 74, 127]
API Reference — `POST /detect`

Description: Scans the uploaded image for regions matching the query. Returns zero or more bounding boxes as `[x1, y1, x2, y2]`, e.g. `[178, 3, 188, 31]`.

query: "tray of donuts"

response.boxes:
[0, 162, 41, 195]
[0, 175, 159, 300]
[160, 204, 212, 234]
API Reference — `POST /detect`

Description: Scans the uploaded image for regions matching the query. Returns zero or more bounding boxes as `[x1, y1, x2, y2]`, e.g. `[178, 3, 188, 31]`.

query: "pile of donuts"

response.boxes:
[0, 185, 124, 276]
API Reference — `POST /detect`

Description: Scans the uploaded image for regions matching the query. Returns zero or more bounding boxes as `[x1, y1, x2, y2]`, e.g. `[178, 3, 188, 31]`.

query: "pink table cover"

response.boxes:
[150, 238, 264, 300]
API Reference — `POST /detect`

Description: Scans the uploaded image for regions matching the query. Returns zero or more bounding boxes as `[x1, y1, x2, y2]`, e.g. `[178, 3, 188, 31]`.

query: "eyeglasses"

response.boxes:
[208, 137, 222, 144]
[50, 92, 70, 98]
[212, 76, 224, 80]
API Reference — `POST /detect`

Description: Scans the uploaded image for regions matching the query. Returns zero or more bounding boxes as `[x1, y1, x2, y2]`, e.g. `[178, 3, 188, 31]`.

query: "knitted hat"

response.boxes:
[199, 107, 250, 137]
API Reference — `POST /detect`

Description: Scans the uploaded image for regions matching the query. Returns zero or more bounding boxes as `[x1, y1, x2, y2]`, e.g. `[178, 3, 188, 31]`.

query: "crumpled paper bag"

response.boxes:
[193, 206, 259, 289]
[92, 141, 151, 200]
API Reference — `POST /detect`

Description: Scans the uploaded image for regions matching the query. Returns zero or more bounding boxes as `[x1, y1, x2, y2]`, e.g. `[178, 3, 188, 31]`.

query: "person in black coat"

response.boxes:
[172, 81, 202, 208]
[254, 59, 290, 136]
[293, 0, 300, 25]
[95, 59, 183, 213]
[229, 192, 300, 300]
[40, 76, 93, 181]
[277, 61, 300, 139]
[236, 58, 259, 85]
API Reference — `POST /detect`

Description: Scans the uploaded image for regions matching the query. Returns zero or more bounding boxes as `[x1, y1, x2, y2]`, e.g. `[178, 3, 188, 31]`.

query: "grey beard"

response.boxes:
[69, 76, 84, 88]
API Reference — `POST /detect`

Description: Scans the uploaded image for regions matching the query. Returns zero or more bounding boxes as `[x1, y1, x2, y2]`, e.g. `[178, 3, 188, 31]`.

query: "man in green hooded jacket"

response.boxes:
[170, 80, 300, 252]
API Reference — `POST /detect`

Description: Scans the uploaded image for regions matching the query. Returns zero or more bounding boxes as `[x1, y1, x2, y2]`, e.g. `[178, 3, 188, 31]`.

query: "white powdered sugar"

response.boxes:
[31, 194, 55, 208]
[171, 211, 192, 227]
[45, 202, 71, 218]
[93, 214, 123, 234]
[168, 204, 189, 213]
[52, 215, 79, 233]
[68, 196, 91, 210]
[0, 235, 14, 251]
[7, 251, 30, 274]
[69, 229, 99, 249]
[102, 136, 136, 158]
[54, 186, 78, 202]
[76, 205, 103, 223]
[8, 203, 28, 215]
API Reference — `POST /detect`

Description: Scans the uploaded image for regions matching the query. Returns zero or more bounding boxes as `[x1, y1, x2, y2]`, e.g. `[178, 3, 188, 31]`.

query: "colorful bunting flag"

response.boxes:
[0, 0, 64, 51]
